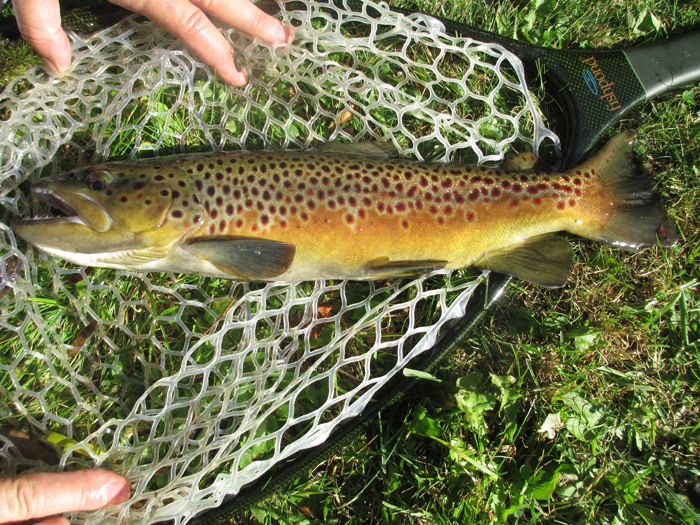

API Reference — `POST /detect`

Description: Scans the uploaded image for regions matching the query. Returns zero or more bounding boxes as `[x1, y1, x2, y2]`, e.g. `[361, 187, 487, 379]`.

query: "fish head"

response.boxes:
[12, 162, 199, 262]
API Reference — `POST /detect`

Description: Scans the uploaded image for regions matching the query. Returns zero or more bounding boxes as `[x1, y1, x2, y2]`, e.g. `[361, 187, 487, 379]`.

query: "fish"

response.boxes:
[12, 133, 677, 287]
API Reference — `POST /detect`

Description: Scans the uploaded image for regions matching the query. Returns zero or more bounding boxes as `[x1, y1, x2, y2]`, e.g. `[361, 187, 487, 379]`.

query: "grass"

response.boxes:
[1, 0, 699, 524]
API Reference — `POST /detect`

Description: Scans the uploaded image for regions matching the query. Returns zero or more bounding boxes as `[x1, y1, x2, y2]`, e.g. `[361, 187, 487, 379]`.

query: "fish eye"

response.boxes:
[86, 172, 111, 191]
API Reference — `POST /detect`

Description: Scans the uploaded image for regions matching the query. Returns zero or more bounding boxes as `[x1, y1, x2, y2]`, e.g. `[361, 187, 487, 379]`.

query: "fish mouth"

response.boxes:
[14, 185, 112, 232]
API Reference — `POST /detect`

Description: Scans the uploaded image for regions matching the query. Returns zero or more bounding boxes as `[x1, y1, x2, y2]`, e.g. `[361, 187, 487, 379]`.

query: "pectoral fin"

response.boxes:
[476, 234, 573, 288]
[185, 236, 296, 280]
[365, 257, 447, 278]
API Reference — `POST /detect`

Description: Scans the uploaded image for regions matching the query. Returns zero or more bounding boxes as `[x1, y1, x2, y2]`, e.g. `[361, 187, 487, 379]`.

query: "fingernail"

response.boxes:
[105, 479, 131, 505]
[219, 65, 248, 86]
[272, 22, 294, 45]
[45, 58, 68, 75]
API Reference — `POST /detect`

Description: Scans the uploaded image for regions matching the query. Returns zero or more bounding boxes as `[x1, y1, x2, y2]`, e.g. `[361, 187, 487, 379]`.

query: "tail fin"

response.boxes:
[578, 133, 677, 251]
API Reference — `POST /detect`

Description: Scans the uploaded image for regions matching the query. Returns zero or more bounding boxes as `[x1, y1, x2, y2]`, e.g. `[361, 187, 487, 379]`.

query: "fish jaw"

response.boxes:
[36, 181, 112, 228]
[12, 181, 117, 253]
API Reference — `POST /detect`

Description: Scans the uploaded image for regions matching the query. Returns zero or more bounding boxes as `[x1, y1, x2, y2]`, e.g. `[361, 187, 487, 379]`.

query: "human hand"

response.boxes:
[0, 469, 130, 525]
[11, 0, 293, 85]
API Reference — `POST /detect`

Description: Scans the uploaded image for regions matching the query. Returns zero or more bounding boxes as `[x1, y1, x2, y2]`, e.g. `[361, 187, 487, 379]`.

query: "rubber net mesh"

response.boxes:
[0, 1, 555, 523]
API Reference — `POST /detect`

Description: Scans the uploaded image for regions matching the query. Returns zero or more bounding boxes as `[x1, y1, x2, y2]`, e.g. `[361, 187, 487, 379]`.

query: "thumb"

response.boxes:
[12, 0, 72, 73]
[0, 469, 130, 523]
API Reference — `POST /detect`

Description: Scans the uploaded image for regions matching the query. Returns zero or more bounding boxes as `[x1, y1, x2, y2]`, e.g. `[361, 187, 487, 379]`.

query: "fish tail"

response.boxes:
[573, 133, 678, 250]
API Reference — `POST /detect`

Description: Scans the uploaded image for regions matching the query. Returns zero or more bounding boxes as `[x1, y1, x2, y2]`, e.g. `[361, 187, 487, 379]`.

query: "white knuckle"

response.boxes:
[4, 476, 40, 520]
[179, 8, 213, 39]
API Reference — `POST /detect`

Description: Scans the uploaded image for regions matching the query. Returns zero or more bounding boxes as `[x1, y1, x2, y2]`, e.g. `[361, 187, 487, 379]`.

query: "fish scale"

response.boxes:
[12, 134, 677, 286]
[180, 151, 590, 237]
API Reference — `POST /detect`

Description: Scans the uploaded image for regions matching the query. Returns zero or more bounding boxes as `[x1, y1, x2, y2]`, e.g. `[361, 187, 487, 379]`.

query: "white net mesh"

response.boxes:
[0, 1, 555, 523]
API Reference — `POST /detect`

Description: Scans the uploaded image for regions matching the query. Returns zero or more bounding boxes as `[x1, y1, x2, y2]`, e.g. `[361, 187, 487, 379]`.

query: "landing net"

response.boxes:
[0, 1, 555, 523]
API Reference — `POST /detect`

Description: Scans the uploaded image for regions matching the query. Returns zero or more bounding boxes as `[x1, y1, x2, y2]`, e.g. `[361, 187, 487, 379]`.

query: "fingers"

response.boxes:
[111, 0, 293, 85]
[12, 0, 72, 73]
[0, 469, 130, 524]
[194, 0, 292, 44]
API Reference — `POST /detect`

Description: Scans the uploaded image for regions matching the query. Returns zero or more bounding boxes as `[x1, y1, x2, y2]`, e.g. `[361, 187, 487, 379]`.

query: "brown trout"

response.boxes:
[12, 134, 677, 287]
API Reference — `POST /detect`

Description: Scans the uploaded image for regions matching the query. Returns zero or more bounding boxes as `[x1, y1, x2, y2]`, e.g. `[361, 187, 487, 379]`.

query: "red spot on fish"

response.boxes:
[512, 183, 522, 193]
[533, 197, 542, 205]
[466, 211, 475, 221]
[377, 202, 385, 212]
[441, 179, 452, 188]
[573, 178, 582, 186]
[358, 209, 366, 219]
[345, 214, 354, 224]
[402, 219, 409, 229]
[219, 220, 226, 232]
[557, 201, 566, 210]
[568, 199, 576, 207]
[396, 202, 406, 213]
[510, 199, 519, 208]
[491, 187, 501, 198]
[468, 189, 479, 201]
[307, 200, 316, 210]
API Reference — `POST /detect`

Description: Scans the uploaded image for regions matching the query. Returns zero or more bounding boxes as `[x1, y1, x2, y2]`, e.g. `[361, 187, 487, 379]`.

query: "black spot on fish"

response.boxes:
[172, 210, 183, 219]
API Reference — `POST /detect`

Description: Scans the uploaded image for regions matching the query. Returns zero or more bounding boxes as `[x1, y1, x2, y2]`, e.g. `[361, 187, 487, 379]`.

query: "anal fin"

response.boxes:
[476, 234, 573, 288]
[185, 236, 296, 280]
[365, 258, 447, 278]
